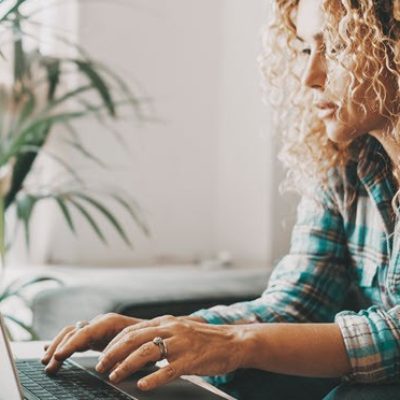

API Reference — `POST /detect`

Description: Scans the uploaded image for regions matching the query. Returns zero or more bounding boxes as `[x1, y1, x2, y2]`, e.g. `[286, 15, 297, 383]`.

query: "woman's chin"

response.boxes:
[324, 120, 359, 143]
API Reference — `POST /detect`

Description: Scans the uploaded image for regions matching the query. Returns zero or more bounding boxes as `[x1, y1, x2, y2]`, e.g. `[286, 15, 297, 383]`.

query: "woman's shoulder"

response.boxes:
[307, 155, 360, 215]
[300, 135, 387, 216]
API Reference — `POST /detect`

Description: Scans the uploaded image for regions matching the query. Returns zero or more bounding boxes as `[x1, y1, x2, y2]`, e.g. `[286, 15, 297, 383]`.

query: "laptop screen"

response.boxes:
[0, 314, 23, 400]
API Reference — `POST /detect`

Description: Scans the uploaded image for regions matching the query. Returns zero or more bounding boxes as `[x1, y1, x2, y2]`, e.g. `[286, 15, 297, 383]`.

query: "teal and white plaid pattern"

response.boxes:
[192, 135, 400, 383]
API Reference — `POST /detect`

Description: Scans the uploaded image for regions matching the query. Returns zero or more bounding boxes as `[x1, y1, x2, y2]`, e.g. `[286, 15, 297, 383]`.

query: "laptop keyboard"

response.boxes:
[16, 359, 132, 400]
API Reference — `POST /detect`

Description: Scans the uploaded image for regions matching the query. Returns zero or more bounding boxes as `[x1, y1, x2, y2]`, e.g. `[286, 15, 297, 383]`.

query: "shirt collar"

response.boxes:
[356, 134, 396, 237]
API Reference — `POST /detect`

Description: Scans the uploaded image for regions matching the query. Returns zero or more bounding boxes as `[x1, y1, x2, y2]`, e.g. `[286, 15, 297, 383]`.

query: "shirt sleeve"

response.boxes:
[335, 305, 400, 383]
[191, 193, 352, 325]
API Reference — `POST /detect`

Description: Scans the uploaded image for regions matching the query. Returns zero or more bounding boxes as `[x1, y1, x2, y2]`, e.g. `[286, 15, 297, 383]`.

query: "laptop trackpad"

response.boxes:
[71, 356, 226, 399]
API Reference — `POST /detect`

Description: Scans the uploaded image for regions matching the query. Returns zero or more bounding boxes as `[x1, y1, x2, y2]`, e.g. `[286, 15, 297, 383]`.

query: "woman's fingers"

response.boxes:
[103, 320, 151, 353]
[103, 315, 173, 354]
[41, 325, 75, 365]
[138, 362, 181, 391]
[45, 329, 77, 374]
[97, 327, 163, 373]
[108, 341, 170, 384]
[42, 314, 138, 374]
[53, 325, 96, 361]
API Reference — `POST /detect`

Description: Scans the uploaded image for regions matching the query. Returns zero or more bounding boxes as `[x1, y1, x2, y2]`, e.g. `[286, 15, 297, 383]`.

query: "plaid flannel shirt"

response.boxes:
[192, 134, 400, 383]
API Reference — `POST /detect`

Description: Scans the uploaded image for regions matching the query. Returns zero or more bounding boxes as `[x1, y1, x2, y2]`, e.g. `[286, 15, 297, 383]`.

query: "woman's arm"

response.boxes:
[191, 193, 351, 326]
[91, 316, 352, 390]
[240, 322, 351, 377]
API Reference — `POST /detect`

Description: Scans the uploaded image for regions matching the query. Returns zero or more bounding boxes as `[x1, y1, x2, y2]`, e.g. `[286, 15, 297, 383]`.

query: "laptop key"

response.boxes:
[16, 359, 132, 400]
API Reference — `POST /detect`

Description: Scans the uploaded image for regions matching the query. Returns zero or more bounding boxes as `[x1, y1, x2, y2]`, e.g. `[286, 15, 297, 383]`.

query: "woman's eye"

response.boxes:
[327, 44, 345, 55]
[301, 48, 311, 55]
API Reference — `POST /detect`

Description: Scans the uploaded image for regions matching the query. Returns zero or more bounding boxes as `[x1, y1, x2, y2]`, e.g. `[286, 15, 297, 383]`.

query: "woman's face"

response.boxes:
[296, 0, 397, 143]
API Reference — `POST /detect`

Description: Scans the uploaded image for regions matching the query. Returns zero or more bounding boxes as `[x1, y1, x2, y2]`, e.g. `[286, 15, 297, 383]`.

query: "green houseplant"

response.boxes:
[0, 0, 151, 338]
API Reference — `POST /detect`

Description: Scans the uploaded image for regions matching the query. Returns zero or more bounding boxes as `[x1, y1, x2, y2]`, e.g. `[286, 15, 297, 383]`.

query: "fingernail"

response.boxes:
[138, 379, 148, 390]
[109, 371, 117, 382]
[96, 362, 104, 373]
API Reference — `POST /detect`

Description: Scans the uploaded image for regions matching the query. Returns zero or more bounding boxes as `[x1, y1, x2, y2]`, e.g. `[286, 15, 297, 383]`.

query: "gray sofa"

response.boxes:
[31, 266, 270, 339]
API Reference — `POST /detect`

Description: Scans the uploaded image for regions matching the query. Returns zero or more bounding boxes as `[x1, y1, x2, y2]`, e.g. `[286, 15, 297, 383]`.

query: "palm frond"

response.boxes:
[15, 193, 36, 247]
[41, 56, 61, 100]
[55, 196, 75, 234]
[18, 144, 85, 185]
[72, 60, 116, 117]
[3, 314, 39, 340]
[67, 197, 108, 245]
[112, 193, 150, 237]
[0, 0, 151, 257]
[70, 192, 132, 247]
[0, 1, 30, 24]
[0, 275, 64, 302]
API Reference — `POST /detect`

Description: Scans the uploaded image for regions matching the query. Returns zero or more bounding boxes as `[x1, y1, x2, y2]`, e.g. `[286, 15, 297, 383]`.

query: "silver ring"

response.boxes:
[152, 336, 168, 359]
[75, 320, 90, 330]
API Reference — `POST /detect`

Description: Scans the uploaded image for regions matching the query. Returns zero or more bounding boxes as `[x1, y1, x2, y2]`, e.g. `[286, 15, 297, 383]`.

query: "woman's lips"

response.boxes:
[315, 101, 337, 119]
[317, 107, 336, 119]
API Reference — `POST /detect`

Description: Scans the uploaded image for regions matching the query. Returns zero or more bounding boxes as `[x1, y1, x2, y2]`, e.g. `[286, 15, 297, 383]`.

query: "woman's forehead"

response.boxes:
[296, 0, 325, 42]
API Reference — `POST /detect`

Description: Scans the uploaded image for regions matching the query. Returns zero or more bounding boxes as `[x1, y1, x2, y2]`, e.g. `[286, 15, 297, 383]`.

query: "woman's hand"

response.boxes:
[95, 315, 246, 391]
[42, 313, 143, 374]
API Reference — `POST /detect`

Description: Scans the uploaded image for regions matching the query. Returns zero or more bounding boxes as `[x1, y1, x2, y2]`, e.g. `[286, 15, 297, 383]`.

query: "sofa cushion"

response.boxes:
[32, 267, 270, 339]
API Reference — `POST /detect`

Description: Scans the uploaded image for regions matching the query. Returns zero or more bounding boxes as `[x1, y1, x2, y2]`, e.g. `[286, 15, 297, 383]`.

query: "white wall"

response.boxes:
[215, 0, 273, 266]
[10, 0, 295, 268]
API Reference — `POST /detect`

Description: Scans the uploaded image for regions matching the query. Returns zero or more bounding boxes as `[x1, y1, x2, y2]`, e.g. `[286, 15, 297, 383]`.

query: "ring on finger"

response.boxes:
[152, 336, 168, 359]
[75, 320, 90, 330]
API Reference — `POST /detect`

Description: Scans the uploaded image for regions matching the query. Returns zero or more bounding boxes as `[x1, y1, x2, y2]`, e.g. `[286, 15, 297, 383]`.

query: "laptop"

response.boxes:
[0, 314, 233, 400]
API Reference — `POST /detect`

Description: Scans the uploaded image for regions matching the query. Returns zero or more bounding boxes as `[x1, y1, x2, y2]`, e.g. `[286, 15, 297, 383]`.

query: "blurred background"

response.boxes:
[9, 0, 297, 269]
[0, 0, 299, 340]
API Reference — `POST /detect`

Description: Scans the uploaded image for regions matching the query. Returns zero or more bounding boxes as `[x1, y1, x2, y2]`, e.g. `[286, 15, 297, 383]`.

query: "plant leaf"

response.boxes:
[15, 193, 37, 248]
[13, 13, 28, 83]
[93, 62, 140, 100]
[0, 275, 64, 302]
[4, 123, 51, 210]
[2, 110, 86, 164]
[112, 194, 150, 237]
[73, 60, 116, 117]
[63, 138, 107, 168]
[55, 197, 75, 234]
[67, 198, 108, 245]
[17, 89, 36, 125]
[41, 84, 93, 115]
[72, 192, 132, 247]
[18, 144, 84, 185]
[0, 1, 30, 24]
[42, 56, 61, 100]
[2, 314, 39, 340]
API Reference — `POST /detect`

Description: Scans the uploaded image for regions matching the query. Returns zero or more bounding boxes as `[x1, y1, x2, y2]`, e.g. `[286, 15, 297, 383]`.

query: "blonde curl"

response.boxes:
[259, 0, 400, 206]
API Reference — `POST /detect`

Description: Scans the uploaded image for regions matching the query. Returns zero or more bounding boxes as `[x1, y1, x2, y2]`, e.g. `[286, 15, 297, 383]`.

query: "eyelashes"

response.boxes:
[300, 43, 344, 57]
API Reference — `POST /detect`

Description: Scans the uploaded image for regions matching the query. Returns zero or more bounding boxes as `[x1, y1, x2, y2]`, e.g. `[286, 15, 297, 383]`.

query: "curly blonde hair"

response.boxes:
[259, 0, 400, 200]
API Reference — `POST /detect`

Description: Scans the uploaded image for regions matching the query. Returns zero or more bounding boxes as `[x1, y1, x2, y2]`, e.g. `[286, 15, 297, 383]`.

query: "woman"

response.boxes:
[42, 1, 400, 399]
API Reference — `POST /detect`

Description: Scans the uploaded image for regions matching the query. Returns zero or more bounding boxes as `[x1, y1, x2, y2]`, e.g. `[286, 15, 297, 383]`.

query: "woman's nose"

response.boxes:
[302, 52, 327, 90]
